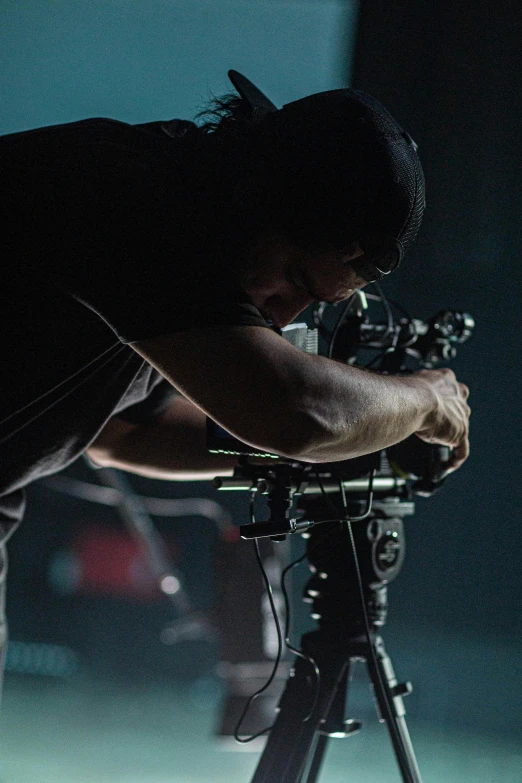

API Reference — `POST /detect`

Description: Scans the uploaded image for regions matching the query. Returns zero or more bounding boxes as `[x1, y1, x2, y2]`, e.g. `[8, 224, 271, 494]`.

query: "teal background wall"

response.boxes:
[0, 0, 357, 134]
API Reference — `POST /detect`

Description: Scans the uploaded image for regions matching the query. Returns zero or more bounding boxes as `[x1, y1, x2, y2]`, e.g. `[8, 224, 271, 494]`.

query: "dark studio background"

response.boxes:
[0, 1, 521, 781]
[351, 0, 522, 728]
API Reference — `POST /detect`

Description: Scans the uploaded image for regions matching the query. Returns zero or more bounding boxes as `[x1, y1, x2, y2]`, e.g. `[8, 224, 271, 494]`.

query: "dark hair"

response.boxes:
[195, 93, 257, 135]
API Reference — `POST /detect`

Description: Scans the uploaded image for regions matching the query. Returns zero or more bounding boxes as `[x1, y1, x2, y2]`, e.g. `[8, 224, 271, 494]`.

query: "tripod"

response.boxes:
[249, 493, 423, 783]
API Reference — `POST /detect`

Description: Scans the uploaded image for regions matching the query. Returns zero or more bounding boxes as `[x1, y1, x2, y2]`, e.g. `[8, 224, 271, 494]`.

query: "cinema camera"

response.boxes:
[208, 290, 473, 783]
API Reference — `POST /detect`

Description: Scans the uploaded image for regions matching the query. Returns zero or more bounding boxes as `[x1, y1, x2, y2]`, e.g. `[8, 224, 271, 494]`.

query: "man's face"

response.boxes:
[238, 232, 368, 329]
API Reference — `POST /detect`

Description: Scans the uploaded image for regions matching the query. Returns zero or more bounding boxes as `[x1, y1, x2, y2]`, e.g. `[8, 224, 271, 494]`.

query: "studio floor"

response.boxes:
[0, 670, 521, 783]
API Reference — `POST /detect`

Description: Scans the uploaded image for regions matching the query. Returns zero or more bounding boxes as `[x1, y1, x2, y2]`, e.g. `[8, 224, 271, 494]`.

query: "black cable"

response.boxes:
[382, 295, 417, 350]
[325, 284, 396, 369]
[315, 473, 344, 518]
[313, 470, 413, 775]
[280, 540, 325, 723]
[367, 284, 399, 369]
[364, 286, 421, 369]
[308, 468, 419, 773]
[322, 288, 416, 369]
[235, 469, 411, 772]
[318, 292, 416, 774]
[312, 302, 333, 340]
[280, 529, 360, 726]
[338, 491, 414, 779]
[233, 494, 284, 743]
[315, 470, 376, 524]
[373, 282, 395, 344]
[382, 295, 413, 323]
[234, 499, 329, 736]
[327, 293, 358, 358]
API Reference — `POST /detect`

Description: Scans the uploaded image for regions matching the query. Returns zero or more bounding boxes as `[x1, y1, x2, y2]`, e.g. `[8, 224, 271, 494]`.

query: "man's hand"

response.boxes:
[413, 368, 471, 474]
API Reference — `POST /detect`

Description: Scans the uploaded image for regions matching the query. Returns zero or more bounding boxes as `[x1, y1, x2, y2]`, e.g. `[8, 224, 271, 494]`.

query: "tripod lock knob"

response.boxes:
[390, 681, 413, 698]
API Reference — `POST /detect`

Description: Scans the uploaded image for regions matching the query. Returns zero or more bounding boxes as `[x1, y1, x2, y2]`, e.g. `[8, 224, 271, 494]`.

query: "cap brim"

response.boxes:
[228, 70, 278, 112]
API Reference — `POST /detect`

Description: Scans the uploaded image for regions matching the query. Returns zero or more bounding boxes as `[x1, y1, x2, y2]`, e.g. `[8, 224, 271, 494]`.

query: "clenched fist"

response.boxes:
[413, 367, 471, 474]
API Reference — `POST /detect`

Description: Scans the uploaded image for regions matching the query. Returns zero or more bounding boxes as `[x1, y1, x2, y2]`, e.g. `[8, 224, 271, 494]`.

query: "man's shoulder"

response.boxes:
[0, 116, 197, 163]
[1, 116, 130, 145]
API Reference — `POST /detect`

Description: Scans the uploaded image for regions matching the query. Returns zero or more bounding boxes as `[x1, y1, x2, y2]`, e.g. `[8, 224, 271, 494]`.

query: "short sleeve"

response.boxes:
[115, 379, 179, 425]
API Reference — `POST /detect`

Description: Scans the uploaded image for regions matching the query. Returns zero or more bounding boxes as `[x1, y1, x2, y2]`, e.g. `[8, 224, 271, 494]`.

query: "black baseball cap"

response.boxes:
[228, 70, 426, 282]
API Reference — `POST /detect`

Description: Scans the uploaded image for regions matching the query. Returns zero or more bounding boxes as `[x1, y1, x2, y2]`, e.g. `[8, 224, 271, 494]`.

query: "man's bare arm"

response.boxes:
[130, 326, 469, 466]
[86, 395, 238, 480]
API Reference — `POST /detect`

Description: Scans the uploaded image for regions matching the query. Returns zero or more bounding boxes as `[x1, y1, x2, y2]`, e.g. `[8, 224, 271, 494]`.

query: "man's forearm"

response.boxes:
[292, 357, 434, 461]
[132, 327, 437, 463]
[87, 397, 238, 480]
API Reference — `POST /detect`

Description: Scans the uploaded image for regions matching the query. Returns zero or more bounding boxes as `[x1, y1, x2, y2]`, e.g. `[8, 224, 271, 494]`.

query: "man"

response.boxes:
[0, 71, 470, 687]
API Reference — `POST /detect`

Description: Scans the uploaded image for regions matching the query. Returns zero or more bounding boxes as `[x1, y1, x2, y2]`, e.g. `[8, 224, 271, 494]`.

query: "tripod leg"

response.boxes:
[301, 733, 329, 783]
[366, 636, 423, 783]
[301, 657, 355, 783]
[250, 636, 349, 783]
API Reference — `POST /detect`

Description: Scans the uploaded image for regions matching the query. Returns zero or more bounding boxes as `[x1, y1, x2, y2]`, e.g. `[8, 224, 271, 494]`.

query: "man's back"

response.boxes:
[0, 116, 268, 527]
[0, 119, 174, 523]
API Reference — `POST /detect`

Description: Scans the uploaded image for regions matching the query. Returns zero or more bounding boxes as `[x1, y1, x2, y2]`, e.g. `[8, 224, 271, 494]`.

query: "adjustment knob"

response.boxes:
[303, 575, 325, 602]
[391, 682, 412, 698]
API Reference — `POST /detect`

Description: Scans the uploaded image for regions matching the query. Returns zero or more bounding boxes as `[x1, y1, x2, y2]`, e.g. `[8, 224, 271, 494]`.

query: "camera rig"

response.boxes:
[210, 290, 474, 534]
[209, 289, 474, 783]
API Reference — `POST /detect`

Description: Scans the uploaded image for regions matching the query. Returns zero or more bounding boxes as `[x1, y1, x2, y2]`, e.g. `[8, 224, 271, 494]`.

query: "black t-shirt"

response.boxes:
[0, 117, 268, 535]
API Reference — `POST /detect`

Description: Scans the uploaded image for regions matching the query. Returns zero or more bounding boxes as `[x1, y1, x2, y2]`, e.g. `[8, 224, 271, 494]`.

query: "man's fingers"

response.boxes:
[445, 436, 470, 474]
[459, 382, 470, 400]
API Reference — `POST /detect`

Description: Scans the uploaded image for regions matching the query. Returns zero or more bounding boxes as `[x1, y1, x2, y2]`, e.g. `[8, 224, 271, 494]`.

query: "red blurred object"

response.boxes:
[71, 527, 173, 602]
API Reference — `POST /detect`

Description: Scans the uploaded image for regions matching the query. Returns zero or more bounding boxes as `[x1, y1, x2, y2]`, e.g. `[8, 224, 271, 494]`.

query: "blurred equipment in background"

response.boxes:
[40, 463, 291, 729]
[5, 640, 78, 679]
[45, 464, 231, 644]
